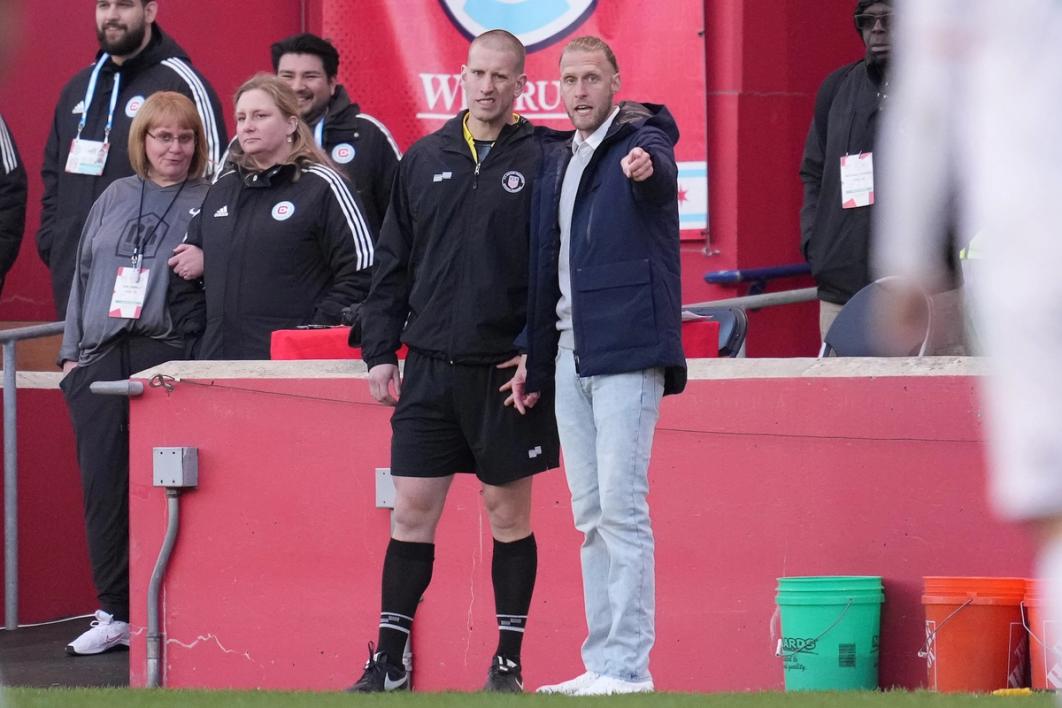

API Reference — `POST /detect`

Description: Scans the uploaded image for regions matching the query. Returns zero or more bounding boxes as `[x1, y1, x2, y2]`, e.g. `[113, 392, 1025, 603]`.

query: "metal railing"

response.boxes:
[704, 262, 811, 285]
[704, 262, 812, 296]
[0, 321, 65, 630]
[686, 286, 818, 311]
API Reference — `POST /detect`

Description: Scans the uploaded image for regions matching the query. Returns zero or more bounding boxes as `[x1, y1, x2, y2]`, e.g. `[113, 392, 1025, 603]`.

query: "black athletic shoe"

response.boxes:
[347, 643, 410, 692]
[484, 655, 524, 693]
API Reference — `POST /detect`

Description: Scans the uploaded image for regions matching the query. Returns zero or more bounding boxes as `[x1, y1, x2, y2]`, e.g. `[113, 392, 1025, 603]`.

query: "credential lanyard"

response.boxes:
[314, 118, 324, 148]
[76, 54, 121, 144]
[133, 178, 187, 273]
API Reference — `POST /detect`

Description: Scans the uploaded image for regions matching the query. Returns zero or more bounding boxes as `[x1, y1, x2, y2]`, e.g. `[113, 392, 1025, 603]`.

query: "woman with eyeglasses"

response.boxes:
[171, 74, 373, 359]
[58, 91, 209, 656]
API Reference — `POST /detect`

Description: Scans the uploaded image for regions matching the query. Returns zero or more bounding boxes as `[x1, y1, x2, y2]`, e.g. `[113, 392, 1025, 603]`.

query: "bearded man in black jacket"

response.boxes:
[38, 0, 226, 318]
[799, 0, 893, 338]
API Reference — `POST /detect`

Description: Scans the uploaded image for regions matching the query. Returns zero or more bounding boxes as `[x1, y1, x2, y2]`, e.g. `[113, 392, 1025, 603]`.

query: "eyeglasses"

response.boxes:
[147, 131, 196, 147]
[854, 12, 892, 32]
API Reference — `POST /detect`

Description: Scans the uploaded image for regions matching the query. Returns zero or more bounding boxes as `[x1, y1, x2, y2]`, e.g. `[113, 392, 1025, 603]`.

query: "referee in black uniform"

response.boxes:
[349, 29, 559, 694]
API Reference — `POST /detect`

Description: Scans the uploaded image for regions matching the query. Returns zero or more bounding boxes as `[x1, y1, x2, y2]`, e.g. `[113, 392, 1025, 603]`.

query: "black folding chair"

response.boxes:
[819, 276, 932, 357]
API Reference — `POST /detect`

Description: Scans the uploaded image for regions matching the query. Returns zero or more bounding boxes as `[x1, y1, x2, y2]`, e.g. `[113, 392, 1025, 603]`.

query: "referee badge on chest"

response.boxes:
[501, 170, 525, 193]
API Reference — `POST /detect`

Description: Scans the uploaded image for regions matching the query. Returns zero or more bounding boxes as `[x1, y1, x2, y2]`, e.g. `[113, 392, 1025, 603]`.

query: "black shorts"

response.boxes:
[390, 350, 560, 485]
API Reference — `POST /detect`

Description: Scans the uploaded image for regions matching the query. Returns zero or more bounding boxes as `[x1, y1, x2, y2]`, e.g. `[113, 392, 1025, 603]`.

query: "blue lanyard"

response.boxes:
[77, 54, 121, 144]
[314, 117, 324, 147]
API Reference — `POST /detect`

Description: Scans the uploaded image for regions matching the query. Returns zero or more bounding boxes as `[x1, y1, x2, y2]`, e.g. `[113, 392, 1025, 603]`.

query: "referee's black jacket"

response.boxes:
[187, 162, 375, 360]
[360, 111, 540, 369]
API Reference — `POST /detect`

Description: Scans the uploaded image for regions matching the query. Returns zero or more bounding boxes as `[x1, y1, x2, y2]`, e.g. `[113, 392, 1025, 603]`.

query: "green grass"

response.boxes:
[0, 689, 1055, 708]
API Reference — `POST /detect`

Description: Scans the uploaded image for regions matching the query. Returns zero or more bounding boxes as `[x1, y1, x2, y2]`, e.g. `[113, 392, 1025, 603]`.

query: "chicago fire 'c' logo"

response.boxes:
[271, 201, 295, 221]
[439, 0, 596, 51]
[331, 143, 356, 164]
[125, 96, 145, 118]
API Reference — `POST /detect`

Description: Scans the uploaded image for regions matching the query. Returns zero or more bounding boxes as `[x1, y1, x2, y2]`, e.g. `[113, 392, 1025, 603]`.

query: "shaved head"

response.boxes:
[469, 29, 526, 74]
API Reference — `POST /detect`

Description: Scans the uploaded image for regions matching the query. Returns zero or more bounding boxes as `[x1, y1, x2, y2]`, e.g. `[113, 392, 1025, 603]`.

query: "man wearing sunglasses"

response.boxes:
[799, 1, 893, 339]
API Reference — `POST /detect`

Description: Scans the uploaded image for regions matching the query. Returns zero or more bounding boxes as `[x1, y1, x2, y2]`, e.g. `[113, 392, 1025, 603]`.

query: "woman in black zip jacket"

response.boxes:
[172, 73, 374, 359]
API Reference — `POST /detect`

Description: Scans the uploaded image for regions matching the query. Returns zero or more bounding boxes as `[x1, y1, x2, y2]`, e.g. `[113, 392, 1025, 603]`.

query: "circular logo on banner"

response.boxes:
[331, 143, 356, 164]
[125, 95, 145, 118]
[271, 201, 295, 221]
[501, 171, 526, 194]
[438, 0, 596, 51]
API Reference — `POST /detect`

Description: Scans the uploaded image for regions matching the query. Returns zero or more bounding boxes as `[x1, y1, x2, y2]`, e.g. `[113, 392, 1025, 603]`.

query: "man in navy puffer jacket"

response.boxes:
[513, 35, 686, 696]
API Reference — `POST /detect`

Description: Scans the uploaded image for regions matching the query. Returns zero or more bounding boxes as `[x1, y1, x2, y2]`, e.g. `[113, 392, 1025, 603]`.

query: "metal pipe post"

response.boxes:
[3, 341, 17, 630]
[0, 321, 65, 632]
[147, 489, 181, 688]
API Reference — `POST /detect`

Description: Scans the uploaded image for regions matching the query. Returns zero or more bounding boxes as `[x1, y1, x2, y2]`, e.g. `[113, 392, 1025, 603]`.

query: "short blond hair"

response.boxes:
[561, 36, 619, 73]
[128, 92, 208, 180]
[227, 73, 330, 174]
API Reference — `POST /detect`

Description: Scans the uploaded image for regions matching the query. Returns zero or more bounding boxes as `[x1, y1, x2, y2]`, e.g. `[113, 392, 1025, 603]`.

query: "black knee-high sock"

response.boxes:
[377, 538, 434, 662]
[492, 534, 537, 662]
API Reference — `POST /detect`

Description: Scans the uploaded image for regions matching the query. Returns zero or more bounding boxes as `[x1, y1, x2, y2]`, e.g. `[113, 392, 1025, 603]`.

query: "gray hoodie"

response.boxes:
[60, 175, 208, 365]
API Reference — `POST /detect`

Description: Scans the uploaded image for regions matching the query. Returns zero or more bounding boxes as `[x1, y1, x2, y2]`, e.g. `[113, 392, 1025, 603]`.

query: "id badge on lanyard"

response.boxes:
[65, 55, 120, 177]
[840, 152, 874, 209]
[109, 266, 150, 319]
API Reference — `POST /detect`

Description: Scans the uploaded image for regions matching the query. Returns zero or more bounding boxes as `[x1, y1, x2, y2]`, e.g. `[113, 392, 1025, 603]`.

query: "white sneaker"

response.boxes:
[576, 674, 655, 695]
[66, 610, 130, 656]
[536, 671, 600, 694]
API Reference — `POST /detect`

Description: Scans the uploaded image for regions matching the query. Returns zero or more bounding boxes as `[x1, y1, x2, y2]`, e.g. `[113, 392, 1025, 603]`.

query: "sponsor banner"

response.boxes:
[323, 0, 708, 239]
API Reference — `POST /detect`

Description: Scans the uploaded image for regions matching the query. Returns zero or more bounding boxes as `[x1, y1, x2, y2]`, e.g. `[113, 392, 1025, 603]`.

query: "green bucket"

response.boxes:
[775, 576, 884, 691]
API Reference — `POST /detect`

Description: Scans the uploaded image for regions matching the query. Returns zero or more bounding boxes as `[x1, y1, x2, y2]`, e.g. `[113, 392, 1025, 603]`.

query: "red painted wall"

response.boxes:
[126, 361, 1034, 692]
[0, 385, 93, 622]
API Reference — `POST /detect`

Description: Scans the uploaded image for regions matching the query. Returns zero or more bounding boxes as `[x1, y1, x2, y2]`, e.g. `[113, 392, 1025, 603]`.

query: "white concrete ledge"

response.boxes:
[686, 356, 986, 379]
[133, 356, 987, 383]
[0, 371, 65, 389]
[135, 359, 371, 381]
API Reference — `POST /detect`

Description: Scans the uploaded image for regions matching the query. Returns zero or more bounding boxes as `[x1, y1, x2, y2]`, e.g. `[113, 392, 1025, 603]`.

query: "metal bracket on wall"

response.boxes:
[375, 467, 396, 509]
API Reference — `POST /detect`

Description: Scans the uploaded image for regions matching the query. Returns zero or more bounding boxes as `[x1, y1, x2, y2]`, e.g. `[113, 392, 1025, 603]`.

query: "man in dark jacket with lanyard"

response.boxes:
[516, 36, 685, 696]
[800, 0, 893, 338]
[0, 114, 26, 296]
[38, 0, 226, 318]
[272, 33, 401, 237]
[350, 30, 559, 694]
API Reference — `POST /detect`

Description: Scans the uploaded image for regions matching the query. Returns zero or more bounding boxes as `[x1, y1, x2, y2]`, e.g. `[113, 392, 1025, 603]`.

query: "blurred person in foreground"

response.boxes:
[60, 91, 208, 655]
[874, 1, 1062, 694]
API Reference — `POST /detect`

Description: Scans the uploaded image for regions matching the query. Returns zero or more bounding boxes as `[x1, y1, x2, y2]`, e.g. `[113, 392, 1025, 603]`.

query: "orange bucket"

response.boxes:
[921, 576, 1028, 692]
[1024, 578, 1062, 689]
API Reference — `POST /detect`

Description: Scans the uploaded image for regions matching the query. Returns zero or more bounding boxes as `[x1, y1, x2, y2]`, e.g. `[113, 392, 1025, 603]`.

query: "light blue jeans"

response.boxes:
[554, 347, 664, 682]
